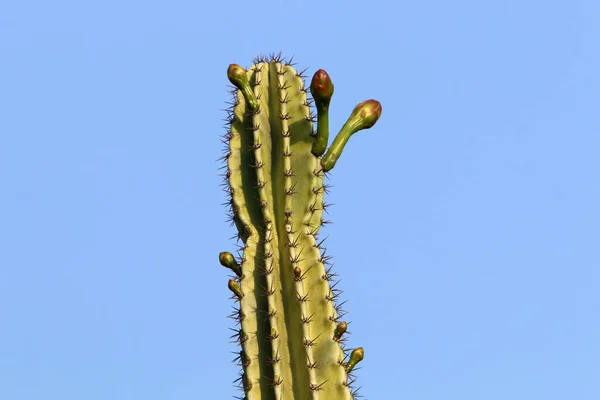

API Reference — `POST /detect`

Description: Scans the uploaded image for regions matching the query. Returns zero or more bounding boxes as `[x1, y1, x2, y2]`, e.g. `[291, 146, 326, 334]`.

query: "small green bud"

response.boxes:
[228, 279, 244, 299]
[227, 63, 258, 111]
[293, 266, 302, 280]
[219, 251, 242, 277]
[333, 321, 348, 341]
[227, 63, 246, 83]
[345, 347, 365, 373]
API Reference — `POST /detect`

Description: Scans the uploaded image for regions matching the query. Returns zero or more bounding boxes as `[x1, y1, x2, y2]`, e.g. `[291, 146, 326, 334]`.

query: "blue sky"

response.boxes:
[1, 1, 599, 399]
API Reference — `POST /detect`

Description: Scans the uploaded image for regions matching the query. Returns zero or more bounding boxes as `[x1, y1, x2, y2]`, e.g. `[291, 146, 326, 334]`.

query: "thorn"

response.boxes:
[301, 313, 315, 324]
[297, 66, 309, 78]
[303, 335, 318, 347]
[287, 54, 296, 66]
[242, 374, 252, 392]
[297, 292, 309, 303]
[267, 348, 281, 365]
[263, 280, 275, 296]
[309, 380, 327, 392]
[267, 328, 279, 340]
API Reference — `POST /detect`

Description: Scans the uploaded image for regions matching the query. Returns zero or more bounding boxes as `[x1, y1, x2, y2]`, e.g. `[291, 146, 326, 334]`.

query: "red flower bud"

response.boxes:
[310, 69, 334, 109]
[351, 99, 382, 130]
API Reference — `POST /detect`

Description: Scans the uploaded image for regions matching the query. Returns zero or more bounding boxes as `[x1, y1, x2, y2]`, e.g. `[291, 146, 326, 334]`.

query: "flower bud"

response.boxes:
[333, 321, 348, 341]
[227, 64, 258, 111]
[350, 99, 382, 130]
[219, 251, 242, 277]
[228, 279, 244, 299]
[345, 347, 365, 373]
[320, 99, 382, 171]
[310, 69, 334, 109]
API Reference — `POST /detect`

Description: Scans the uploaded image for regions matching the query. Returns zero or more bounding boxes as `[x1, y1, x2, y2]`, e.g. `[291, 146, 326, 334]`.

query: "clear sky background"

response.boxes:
[1, 1, 599, 399]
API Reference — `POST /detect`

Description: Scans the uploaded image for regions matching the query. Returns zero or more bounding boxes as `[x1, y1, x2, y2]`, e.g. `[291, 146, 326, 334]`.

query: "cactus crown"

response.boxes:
[219, 53, 381, 400]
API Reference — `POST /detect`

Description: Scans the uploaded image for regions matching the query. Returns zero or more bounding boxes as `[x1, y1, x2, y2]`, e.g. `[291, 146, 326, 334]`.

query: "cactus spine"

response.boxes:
[220, 54, 382, 400]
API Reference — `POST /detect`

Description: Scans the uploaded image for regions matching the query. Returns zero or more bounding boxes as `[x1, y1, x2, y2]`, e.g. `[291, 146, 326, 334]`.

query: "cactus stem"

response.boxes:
[221, 57, 381, 399]
[321, 100, 382, 172]
[227, 64, 259, 111]
[345, 347, 365, 373]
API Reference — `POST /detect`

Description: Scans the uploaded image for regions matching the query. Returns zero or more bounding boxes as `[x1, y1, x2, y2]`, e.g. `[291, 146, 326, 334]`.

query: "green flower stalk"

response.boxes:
[219, 54, 382, 400]
[321, 100, 382, 172]
[310, 69, 334, 157]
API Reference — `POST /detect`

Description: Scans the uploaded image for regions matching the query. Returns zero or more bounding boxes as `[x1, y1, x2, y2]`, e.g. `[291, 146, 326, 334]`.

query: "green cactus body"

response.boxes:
[220, 54, 381, 400]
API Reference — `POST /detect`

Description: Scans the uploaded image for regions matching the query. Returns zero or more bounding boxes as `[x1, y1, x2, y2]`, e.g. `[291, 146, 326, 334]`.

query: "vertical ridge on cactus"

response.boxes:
[219, 54, 382, 400]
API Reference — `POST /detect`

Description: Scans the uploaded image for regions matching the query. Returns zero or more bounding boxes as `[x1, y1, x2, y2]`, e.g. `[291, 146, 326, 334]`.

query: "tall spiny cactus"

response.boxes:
[219, 54, 382, 400]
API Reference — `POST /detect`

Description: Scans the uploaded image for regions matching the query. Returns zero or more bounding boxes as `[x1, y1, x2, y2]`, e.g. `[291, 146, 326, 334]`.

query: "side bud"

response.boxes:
[227, 64, 258, 111]
[345, 347, 365, 373]
[310, 69, 334, 109]
[219, 251, 242, 277]
[321, 99, 382, 172]
[349, 99, 382, 130]
[228, 279, 244, 299]
[293, 266, 302, 281]
[333, 321, 348, 341]
[310, 69, 334, 157]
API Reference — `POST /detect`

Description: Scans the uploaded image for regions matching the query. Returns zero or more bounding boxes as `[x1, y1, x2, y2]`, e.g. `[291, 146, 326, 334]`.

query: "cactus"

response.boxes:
[219, 54, 382, 400]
